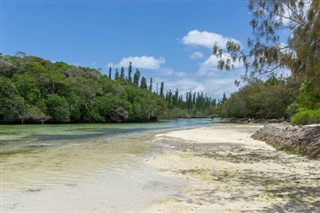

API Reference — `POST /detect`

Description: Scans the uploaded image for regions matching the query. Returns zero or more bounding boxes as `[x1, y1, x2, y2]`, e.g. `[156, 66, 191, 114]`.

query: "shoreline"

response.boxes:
[144, 123, 320, 212]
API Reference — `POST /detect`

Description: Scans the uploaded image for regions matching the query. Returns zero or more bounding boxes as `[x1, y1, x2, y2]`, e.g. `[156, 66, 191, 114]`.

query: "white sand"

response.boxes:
[144, 124, 320, 212]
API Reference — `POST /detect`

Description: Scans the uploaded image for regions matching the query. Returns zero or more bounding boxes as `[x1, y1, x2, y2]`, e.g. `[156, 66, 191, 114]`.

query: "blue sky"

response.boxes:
[1, 0, 253, 99]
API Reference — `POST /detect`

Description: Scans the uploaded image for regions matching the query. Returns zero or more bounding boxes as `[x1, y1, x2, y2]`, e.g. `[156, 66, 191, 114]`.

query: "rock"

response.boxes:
[251, 123, 320, 159]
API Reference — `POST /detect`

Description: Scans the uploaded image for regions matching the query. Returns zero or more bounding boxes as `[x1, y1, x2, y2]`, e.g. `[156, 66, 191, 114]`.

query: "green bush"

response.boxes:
[46, 94, 70, 122]
[290, 109, 320, 125]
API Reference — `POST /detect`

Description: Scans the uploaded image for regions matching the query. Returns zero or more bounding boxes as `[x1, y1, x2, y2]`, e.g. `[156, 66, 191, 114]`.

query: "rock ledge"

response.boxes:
[251, 123, 320, 159]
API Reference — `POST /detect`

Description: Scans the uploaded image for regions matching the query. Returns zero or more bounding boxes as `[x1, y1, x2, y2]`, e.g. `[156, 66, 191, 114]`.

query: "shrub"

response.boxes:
[290, 109, 320, 125]
[46, 94, 70, 122]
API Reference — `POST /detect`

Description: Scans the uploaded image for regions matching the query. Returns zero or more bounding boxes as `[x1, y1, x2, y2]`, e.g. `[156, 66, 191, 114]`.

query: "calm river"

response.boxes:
[1, 119, 216, 212]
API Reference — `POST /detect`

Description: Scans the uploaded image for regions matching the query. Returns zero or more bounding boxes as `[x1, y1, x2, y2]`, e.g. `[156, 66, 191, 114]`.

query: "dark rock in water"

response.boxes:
[251, 123, 320, 159]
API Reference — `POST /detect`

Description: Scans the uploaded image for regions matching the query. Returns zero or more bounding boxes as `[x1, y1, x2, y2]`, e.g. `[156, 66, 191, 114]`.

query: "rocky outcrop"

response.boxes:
[251, 123, 320, 159]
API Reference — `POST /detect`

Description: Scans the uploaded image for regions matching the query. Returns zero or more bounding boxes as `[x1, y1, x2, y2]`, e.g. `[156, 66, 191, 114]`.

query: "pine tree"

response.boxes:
[192, 92, 196, 105]
[140, 76, 147, 89]
[149, 78, 153, 92]
[115, 69, 119, 80]
[133, 68, 141, 86]
[120, 67, 125, 80]
[166, 90, 173, 108]
[173, 89, 179, 107]
[128, 62, 132, 82]
[108, 67, 112, 79]
[156, 83, 159, 95]
[160, 81, 164, 98]
[221, 93, 227, 104]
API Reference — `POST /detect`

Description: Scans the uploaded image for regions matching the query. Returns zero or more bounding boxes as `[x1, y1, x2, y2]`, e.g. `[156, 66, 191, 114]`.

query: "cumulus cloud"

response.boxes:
[165, 78, 205, 94]
[198, 54, 243, 75]
[203, 78, 240, 99]
[181, 30, 241, 49]
[108, 56, 165, 70]
[190, 51, 204, 60]
[155, 74, 241, 99]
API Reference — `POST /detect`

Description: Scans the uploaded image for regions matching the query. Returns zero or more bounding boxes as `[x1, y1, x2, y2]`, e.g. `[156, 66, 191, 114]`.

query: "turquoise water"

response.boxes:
[0, 119, 217, 212]
[1, 118, 214, 154]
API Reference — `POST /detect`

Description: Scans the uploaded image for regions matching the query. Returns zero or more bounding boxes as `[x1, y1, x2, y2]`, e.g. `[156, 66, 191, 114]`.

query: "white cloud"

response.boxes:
[181, 30, 241, 49]
[176, 71, 186, 78]
[198, 54, 243, 75]
[153, 66, 245, 99]
[158, 68, 187, 77]
[155, 74, 241, 99]
[160, 68, 174, 75]
[190, 51, 204, 60]
[165, 78, 205, 94]
[108, 56, 165, 70]
[203, 78, 240, 99]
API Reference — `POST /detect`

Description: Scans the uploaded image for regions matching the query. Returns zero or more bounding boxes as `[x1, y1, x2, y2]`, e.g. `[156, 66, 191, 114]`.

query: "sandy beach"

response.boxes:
[144, 123, 320, 212]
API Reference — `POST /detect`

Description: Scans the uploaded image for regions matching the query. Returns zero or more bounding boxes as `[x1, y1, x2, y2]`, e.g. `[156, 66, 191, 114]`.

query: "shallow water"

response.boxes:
[0, 119, 216, 212]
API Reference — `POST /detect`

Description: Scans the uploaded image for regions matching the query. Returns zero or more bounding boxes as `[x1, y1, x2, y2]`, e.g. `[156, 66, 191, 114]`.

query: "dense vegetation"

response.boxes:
[213, 74, 319, 123]
[291, 109, 320, 125]
[0, 54, 216, 124]
[212, 0, 320, 124]
[215, 78, 299, 119]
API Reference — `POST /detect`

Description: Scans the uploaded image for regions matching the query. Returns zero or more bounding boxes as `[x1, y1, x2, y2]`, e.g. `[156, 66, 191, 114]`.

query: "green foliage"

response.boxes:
[218, 78, 299, 119]
[160, 81, 164, 98]
[287, 80, 320, 125]
[115, 69, 120, 80]
[286, 101, 299, 118]
[280, 149, 302, 157]
[140, 76, 148, 89]
[46, 94, 70, 122]
[0, 76, 27, 122]
[108, 67, 112, 79]
[290, 109, 320, 125]
[93, 95, 132, 122]
[296, 80, 320, 110]
[133, 68, 141, 86]
[164, 90, 216, 118]
[132, 97, 150, 121]
[128, 62, 132, 82]
[149, 78, 153, 92]
[161, 108, 190, 119]
[120, 67, 125, 80]
[13, 73, 47, 112]
[0, 54, 215, 123]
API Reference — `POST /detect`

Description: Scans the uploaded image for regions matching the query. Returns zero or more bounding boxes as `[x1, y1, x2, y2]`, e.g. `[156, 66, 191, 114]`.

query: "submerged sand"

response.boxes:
[144, 124, 320, 212]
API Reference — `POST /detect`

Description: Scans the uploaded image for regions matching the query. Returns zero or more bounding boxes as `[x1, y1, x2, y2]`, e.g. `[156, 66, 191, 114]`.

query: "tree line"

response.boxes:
[0, 53, 216, 124]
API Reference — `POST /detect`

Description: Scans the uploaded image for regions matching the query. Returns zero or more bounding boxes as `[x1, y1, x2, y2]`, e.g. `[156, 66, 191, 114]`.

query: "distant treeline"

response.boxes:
[0, 53, 216, 124]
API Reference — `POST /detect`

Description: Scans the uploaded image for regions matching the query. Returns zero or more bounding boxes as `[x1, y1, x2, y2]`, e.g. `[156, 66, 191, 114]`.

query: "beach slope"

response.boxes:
[145, 124, 320, 212]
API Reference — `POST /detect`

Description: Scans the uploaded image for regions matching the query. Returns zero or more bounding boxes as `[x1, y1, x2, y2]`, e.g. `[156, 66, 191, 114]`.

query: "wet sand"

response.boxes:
[144, 124, 320, 212]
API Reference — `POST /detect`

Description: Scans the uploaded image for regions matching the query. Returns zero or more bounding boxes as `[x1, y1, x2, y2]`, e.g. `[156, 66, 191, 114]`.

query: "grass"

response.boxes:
[280, 149, 302, 157]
